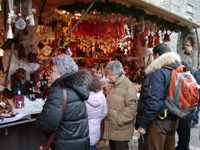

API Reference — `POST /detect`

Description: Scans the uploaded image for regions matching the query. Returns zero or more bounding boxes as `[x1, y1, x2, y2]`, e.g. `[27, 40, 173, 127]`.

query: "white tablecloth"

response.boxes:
[11, 97, 45, 115]
[0, 97, 45, 124]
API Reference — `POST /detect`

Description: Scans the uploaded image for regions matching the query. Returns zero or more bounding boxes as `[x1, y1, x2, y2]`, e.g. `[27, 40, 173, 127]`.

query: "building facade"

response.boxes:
[145, 0, 200, 67]
[145, 0, 200, 23]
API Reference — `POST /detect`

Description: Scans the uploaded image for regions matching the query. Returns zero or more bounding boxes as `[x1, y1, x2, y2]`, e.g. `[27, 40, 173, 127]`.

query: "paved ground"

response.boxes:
[103, 121, 200, 150]
[129, 124, 200, 150]
[189, 123, 200, 150]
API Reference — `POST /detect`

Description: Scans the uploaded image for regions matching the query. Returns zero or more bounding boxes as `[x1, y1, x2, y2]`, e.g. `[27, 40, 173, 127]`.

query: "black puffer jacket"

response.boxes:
[36, 70, 90, 150]
[136, 75, 150, 117]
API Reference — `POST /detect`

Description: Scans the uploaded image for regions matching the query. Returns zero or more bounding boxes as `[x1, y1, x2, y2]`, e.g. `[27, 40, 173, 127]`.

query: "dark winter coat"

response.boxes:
[137, 52, 181, 129]
[137, 75, 150, 115]
[36, 70, 91, 150]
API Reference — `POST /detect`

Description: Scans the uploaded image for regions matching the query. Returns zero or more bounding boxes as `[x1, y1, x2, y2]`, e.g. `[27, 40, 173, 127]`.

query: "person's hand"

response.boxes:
[138, 127, 146, 135]
[134, 84, 141, 93]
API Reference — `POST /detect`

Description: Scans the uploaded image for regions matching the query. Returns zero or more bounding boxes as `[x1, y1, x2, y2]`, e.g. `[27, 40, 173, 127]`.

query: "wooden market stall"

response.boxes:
[0, 0, 199, 150]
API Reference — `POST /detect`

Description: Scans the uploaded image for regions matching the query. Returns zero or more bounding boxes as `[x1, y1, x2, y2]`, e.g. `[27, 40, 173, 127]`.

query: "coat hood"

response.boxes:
[86, 91, 104, 107]
[145, 52, 181, 75]
[51, 70, 91, 100]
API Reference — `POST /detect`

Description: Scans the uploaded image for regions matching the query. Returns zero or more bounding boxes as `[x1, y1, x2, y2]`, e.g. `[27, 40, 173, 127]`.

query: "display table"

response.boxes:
[0, 97, 46, 150]
[0, 97, 45, 125]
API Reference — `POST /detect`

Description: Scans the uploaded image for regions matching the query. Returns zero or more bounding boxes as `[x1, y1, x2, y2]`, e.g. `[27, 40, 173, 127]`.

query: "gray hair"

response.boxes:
[106, 60, 124, 76]
[53, 54, 78, 75]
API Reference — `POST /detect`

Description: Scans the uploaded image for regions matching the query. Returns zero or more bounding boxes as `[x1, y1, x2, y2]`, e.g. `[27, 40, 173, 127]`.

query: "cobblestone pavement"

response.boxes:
[189, 124, 200, 150]
[129, 123, 200, 150]
[129, 125, 200, 150]
[103, 123, 200, 150]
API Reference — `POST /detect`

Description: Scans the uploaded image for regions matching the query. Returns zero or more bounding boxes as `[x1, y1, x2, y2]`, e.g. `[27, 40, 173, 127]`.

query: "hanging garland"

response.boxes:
[60, 2, 187, 32]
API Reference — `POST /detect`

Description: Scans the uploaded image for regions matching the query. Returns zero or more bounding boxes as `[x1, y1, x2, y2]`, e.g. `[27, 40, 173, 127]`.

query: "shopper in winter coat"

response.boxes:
[191, 69, 200, 127]
[36, 54, 91, 150]
[176, 34, 196, 150]
[104, 60, 138, 150]
[86, 73, 108, 150]
[137, 43, 181, 150]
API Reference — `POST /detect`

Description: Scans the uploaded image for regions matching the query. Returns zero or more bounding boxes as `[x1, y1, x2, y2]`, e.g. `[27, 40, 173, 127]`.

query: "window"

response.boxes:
[186, 3, 194, 13]
[186, 3, 194, 20]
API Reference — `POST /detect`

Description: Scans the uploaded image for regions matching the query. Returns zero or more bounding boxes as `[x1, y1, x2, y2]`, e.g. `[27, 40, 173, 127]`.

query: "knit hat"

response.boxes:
[153, 43, 171, 56]
[52, 54, 78, 75]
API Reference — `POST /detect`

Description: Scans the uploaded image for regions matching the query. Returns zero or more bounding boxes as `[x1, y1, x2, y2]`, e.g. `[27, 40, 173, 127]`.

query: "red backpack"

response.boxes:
[164, 65, 199, 119]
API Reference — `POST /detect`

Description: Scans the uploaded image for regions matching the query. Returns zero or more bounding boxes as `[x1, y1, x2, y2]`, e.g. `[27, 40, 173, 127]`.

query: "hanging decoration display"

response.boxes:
[67, 12, 160, 55]
[6, 0, 36, 39]
[60, 2, 187, 32]
[34, 5, 165, 82]
[24, 1, 181, 82]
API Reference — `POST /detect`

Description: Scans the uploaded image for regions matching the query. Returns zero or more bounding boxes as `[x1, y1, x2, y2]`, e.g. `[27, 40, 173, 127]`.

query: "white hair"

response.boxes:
[106, 60, 124, 76]
[53, 54, 78, 75]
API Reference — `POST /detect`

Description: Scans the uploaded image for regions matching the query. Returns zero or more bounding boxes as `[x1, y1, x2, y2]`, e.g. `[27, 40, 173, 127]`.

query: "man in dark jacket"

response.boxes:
[36, 54, 91, 150]
[137, 43, 181, 150]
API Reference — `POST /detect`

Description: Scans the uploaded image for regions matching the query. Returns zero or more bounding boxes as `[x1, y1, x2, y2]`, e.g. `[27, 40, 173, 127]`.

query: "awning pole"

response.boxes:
[38, 0, 47, 25]
[42, 0, 97, 70]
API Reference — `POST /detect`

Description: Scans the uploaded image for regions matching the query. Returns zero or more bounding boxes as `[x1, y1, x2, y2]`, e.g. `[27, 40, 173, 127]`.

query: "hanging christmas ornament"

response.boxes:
[163, 30, 172, 42]
[7, 0, 16, 39]
[26, 0, 35, 26]
[15, 17, 26, 30]
[130, 24, 134, 39]
[8, 0, 16, 23]
[124, 23, 131, 39]
[7, 25, 14, 39]
[15, 2, 26, 30]
[0, 0, 2, 11]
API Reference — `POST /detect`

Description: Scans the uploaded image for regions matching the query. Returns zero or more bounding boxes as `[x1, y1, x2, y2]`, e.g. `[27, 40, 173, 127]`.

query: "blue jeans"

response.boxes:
[192, 103, 200, 125]
[90, 145, 96, 150]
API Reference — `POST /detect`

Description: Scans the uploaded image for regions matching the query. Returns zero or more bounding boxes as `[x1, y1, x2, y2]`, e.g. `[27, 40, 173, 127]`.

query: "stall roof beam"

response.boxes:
[44, 0, 200, 28]
[108, 0, 200, 28]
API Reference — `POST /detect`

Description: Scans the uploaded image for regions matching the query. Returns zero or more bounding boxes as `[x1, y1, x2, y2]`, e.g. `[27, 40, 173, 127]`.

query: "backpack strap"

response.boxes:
[164, 65, 187, 72]
[159, 65, 174, 120]
[164, 66, 174, 70]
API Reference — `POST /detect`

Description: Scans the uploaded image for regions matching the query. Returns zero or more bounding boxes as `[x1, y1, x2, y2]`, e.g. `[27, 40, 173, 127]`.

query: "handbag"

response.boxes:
[38, 89, 67, 150]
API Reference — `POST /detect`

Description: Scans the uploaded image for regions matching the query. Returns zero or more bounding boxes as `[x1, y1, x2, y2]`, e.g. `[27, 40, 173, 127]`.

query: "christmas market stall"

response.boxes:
[0, 0, 199, 149]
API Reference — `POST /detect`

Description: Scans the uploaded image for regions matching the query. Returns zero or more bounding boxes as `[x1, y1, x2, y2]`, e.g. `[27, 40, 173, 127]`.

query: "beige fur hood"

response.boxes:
[145, 52, 181, 75]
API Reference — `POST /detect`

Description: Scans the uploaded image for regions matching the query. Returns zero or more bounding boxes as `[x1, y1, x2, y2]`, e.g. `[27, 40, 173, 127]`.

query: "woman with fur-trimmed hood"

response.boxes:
[36, 54, 91, 150]
[136, 43, 181, 150]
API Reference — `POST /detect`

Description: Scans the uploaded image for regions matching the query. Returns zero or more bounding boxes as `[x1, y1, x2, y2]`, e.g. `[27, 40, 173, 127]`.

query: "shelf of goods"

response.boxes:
[0, 97, 46, 150]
